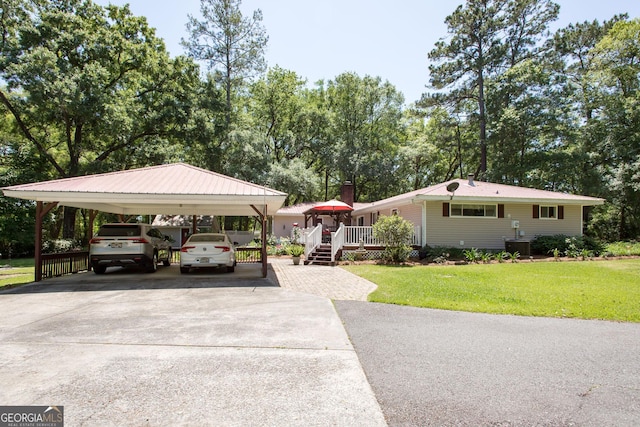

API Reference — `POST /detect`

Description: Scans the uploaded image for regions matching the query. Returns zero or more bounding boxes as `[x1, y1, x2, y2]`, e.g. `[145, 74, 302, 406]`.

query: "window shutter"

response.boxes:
[498, 204, 505, 218]
[558, 205, 564, 220]
[533, 205, 539, 219]
[443, 202, 450, 217]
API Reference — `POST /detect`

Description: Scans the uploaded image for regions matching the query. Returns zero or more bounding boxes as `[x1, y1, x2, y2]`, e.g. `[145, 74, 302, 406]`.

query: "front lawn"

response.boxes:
[0, 258, 35, 288]
[342, 259, 640, 322]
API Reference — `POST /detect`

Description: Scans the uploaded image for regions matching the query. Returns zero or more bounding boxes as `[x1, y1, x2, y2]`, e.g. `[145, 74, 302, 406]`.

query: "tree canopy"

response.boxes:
[1, 0, 639, 248]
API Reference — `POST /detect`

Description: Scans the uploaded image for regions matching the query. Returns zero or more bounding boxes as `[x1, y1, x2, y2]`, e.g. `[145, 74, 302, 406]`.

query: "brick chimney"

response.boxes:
[341, 181, 354, 207]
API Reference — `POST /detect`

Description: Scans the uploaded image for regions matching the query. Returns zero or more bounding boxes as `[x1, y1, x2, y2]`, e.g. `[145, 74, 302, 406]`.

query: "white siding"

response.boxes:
[425, 202, 584, 250]
[505, 204, 583, 238]
[362, 203, 423, 226]
[273, 215, 305, 239]
[390, 203, 422, 226]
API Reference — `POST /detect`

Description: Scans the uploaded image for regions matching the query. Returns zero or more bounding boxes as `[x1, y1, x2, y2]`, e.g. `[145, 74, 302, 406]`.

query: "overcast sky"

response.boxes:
[97, 0, 640, 104]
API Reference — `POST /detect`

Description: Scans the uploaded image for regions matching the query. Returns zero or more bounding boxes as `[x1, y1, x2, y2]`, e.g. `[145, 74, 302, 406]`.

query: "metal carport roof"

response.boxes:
[1, 163, 287, 216]
[1, 163, 287, 279]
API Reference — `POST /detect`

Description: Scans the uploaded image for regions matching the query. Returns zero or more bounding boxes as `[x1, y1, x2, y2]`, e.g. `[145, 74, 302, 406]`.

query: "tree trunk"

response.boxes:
[478, 69, 488, 180]
[62, 206, 77, 239]
[324, 169, 329, 201]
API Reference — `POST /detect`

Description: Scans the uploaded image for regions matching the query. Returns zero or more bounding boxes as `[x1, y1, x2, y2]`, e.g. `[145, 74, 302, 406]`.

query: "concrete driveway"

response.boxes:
[0, 265, 386, 426]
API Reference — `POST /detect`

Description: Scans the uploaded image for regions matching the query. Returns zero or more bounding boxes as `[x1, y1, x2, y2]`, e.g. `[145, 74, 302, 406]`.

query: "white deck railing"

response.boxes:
[304, 224, 323, 259]
[345, 226, 378, 245]
[331, 224, 345, 262]
[344, 226, 422, 246]
[301, 225, 422, 259]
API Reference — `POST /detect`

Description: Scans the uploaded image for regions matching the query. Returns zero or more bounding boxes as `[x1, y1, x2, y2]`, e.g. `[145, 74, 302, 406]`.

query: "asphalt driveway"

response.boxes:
[0, 265, 385, 426]
[335, 301, 640, 426]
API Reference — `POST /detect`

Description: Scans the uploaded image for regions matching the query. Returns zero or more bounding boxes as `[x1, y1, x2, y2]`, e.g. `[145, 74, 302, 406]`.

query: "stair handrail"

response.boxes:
[304, 224, 323, 259]
[331, 223, 345, 262]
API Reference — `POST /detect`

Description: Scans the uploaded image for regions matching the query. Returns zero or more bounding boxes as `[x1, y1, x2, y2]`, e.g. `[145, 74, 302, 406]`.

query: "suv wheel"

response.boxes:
[163, 249, 172, 267]
[93, 265, 107, 275]
[146, 252, 158, 273]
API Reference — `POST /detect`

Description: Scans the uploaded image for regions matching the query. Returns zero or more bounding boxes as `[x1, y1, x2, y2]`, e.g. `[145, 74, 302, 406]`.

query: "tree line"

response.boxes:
[1, 0, 639, 256]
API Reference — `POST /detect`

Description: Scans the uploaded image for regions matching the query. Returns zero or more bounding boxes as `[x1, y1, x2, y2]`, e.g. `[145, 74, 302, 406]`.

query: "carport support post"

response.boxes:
[35, 201, 58, 282]
[261, 208, 267, 278]
[250, 204, 268, 278]
[88, 209, 98, 271]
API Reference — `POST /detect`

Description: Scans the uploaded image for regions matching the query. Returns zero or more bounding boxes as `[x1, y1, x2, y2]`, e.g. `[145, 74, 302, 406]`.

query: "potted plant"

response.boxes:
[288, 244, 305, 265]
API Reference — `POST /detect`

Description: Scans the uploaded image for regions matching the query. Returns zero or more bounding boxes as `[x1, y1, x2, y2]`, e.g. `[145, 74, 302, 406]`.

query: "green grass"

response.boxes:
[0, 258, 34, 268]
[0, 258, 35, 288]
[606, 241, 640, 256]
[342, 259, 640, 322]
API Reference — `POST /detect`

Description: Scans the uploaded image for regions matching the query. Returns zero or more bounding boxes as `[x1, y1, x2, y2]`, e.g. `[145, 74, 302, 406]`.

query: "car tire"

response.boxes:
[227, 265, 235, 273]
[146, 252, 158, 273]
[180, 267, 189, 274]
[163, 249, 172, 267]
[93, 265, 106, 275]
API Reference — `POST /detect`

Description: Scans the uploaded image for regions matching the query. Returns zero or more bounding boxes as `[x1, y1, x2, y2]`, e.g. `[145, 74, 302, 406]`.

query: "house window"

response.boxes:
[540, 205, 557, 219]
[357, 216, 364, 226]
[450, 203, 497, 218]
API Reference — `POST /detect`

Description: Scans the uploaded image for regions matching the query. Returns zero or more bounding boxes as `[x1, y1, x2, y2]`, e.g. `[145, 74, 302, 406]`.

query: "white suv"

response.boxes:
[89, 223, 172, 274]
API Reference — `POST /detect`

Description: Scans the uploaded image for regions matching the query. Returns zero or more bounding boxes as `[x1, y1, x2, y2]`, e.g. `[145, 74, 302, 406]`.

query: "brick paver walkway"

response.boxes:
[269, 257, 377, 301]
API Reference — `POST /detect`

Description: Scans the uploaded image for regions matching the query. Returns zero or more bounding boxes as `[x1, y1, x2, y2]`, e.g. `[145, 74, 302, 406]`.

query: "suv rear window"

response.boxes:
[189, 234, 225, 243]
[97, 225, 142, 237]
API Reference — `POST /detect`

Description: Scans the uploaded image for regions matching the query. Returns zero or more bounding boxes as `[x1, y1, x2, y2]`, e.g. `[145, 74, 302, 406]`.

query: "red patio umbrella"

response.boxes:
[305, 199, 354, 214]
[303, 199, 354, 228]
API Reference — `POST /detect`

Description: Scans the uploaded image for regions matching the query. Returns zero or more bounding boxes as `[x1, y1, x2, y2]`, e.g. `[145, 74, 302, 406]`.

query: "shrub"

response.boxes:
[531, 234, 604, 257]
[418, 244, 431, 260]
[266, 235, 291, 256]
[433, 253, 449, 264]
[373, 215, 414, 263]
[582, 235, 605, 256]
[463, 248, 481, 263]
[480, 251, 493, 263]
[495, 251, 509, 263]
[531, 234, 570, 255]
[42, 239, 84, 253]
[424, 246, 465, 261]
[383, 246, 412, 263]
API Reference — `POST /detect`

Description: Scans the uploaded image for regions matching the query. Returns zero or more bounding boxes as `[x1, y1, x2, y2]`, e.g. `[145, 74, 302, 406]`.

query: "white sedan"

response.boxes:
[180, 233, 236, 274]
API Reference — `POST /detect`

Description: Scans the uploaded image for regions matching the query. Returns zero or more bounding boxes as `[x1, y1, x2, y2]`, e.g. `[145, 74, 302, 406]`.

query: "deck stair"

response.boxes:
[304, 244, 339, 266]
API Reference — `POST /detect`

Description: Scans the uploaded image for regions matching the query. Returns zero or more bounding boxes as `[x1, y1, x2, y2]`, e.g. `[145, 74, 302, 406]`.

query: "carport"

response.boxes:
[1, 163, 287, 280]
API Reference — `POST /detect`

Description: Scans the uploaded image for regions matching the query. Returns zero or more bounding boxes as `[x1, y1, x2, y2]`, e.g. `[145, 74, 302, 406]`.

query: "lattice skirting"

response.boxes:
[341, 249, 419, 261]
